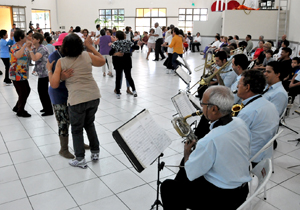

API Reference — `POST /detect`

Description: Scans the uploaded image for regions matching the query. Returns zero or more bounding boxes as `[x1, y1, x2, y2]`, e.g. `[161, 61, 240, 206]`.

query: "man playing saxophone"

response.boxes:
[161, 86, 251, 210]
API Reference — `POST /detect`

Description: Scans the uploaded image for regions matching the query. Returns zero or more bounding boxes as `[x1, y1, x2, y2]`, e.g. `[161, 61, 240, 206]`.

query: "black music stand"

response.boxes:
[150, 153, 165, 210]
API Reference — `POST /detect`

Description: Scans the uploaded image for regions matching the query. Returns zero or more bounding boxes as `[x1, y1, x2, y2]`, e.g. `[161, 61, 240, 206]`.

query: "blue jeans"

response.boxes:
[172, 53, 182, 69]
[68, 99, 100, 159]
[203, 46, 209, 58]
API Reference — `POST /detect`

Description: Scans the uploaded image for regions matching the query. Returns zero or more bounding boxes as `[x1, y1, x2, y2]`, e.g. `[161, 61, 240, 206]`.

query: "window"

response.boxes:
[31, 10, 51, 33]
[178, 8, 208, 33]
[12, 7, 26, 31]
[98, 9, 124, 29]
[136, 8, 167, 33]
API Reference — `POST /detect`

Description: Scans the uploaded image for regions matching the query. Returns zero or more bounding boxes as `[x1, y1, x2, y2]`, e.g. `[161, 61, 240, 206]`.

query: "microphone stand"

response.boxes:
[150, 153, 165, 210]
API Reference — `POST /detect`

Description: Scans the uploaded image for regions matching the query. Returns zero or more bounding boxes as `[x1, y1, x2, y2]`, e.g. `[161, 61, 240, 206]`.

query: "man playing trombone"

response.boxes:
[161, 86, 251, 210]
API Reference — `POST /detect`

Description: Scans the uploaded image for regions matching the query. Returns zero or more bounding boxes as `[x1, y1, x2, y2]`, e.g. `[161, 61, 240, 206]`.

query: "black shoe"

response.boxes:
[12, 106, 18, 112]
[40, 109, 45, 113]
[16, 111, 31, 118]
[0, 71, 2, 75]
[273, 140, 278, 150]
[152, 59, 159, 61]
[41, 112, 53, 116]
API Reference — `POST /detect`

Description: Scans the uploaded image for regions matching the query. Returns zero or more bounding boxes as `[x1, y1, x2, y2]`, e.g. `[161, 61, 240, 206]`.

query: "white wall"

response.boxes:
[193, 12, 222, 37]
[222, 10, 278, 40]
[288, 0, 300, 43]
[0, 0, 58, 32]
[56, 0, 245, 33]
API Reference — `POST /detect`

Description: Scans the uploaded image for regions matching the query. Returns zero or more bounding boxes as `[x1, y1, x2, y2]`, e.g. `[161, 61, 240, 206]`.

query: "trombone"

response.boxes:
[188, 56, 234, 95]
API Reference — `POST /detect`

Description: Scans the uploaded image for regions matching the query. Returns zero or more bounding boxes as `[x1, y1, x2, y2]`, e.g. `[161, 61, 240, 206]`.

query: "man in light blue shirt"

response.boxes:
[237, 70, 279, 166]
[231, 54, 249, 104]
[161, 86, 251, 210]
[263, 61, 288, 117]
[215, 51, 238, 88]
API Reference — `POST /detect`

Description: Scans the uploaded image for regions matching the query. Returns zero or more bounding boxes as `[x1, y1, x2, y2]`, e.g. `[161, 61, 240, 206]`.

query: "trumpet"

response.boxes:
[171, 110, 203, 142]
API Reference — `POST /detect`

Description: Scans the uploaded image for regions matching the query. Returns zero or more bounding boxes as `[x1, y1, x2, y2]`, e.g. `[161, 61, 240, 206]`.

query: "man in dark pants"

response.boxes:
[151, 22, 165, 61]
[160, 86, 251, 210]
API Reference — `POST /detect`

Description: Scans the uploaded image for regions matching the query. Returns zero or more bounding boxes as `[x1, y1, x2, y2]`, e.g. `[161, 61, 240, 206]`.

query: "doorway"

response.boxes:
[0, 6, 13, 33]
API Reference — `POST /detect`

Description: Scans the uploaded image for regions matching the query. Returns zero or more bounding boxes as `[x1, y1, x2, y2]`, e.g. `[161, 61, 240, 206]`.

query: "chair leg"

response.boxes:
[264, 186, 267, 200]
[272, 153, 274, 173]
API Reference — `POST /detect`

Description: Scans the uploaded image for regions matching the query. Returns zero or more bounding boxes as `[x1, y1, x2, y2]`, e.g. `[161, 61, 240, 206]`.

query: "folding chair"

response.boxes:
[237, 158, 272, 210]
[250, 129, 284, 172]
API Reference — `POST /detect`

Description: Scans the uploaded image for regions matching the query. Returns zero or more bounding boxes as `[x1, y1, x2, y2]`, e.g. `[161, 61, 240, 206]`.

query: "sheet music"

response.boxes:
[172, 92, 199, 125]
[118, 110, 172, 168]
[188, 93, 201, 110]
[175, 66, 191, 84]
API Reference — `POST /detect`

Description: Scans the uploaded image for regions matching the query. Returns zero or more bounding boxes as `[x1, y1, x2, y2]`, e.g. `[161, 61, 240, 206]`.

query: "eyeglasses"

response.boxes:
[200, 101, 218, 108]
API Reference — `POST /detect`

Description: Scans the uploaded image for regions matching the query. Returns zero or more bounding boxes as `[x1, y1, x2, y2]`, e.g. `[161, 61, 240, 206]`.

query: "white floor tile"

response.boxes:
[10, 147, 44, 164]
[21, 171, 63, 196]
[101, 142, 123, 155]
[1, 130, 31, 142]
[0, 165, 19, 184]
[101, 169, 146, 193]
[0, 139, 7, 155]
[66, 178, 113, 206]
[280, 174, 300, 195]
[29, 187, 77, 210]
[46, 155, 71, 171]
[15, 158, 52, 179]
[0, 180, 27, 204]
[32, 133, 60, 147]
[88, 156, 126, 177]
[0, 198, 32, 210]
[270, 164, 298, 184]
[39, 142, 61, 157]
[80, 195, 129, 210]
[0, 153, 13, 168]
[5, 138, 36, 152]
[55, 166, 97, 186]
[257, 185, 300, 210]
[117, 184, 156, 210]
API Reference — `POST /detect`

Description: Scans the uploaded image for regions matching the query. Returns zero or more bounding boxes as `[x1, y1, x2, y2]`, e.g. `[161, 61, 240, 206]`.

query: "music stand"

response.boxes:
[150, 153, 165, 210]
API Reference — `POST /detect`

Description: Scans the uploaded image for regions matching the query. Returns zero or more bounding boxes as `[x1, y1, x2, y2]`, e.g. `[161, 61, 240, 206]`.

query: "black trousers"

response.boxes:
[155, 38, 165, 60]
[115, 67, 136, 94]
[161, 174, 248, 210]
[191, 42, 201, 52]
[13, 80, 31, 114]
[38, 77, 53, 113]
[288, 85, 300, 103]
[1, 58, 11, 83]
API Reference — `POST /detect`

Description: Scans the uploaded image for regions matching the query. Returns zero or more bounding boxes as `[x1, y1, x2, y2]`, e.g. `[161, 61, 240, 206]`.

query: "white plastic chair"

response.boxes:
[237, 158, 272, 210]
[250, 129, 284, 172]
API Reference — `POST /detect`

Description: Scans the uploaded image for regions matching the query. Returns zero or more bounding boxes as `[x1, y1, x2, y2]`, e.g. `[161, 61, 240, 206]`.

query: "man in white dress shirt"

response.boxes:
[161, 86, 251, 210]
[191, 32, 201, 52]
[151, 22, 165, 61]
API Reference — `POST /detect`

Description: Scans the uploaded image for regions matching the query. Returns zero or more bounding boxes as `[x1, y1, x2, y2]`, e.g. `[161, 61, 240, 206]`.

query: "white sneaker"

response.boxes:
[69, 158, 87, 169]
[91, 153, 99, 161]
[116, 94, 121, 99]
[133, 91, 138, 97]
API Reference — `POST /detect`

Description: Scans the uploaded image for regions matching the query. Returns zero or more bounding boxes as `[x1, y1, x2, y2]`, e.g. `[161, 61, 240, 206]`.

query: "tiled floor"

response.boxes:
[0, 50, 300, 210]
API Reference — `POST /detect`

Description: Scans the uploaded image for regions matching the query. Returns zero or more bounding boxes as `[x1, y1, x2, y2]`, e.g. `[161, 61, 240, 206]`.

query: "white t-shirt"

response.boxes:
[194, 36, 201, 43]
[154, 26, 163, 40]
[212, 40, 220, 48]
[133, 35, 140, 41]
[165, 36, 173, 53]
[148, 35, 156, 43]
[96, 30, 101, 37]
